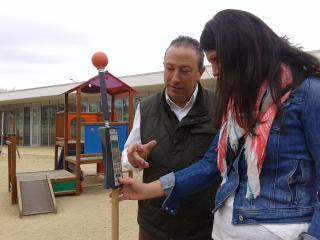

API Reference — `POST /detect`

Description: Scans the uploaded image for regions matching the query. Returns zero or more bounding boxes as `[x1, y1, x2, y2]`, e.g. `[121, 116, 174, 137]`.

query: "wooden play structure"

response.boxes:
[7, 133, 74, 217]
[6, 112, 74, 217]
[54, 71, 137, 195]
[6, 70, 137, 217]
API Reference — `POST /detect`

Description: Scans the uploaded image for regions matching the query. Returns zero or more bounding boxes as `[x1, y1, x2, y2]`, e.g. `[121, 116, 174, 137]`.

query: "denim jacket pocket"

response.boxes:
[286, 159, 299, 205]
[273, 159, 299, 205]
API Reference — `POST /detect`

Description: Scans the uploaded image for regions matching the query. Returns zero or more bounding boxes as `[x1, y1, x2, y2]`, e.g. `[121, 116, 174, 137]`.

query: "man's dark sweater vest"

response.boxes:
[138, 84, 220, 240]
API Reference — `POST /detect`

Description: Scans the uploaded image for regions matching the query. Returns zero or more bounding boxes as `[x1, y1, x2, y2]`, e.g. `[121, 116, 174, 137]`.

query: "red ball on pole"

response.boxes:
[91, 51, 108, 69]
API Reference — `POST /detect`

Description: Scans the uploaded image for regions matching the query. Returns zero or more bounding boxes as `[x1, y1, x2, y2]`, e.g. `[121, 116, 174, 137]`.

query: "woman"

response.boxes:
[118, 9, 320, 240]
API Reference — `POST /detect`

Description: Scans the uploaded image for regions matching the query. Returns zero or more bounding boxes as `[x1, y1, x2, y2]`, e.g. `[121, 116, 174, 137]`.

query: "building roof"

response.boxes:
[0, 71, 142, 105]
[64, 71, 138, 96]
[309, 50, 320, 59]
[0, 82, 79, 105]
[0, 65, 214, 105]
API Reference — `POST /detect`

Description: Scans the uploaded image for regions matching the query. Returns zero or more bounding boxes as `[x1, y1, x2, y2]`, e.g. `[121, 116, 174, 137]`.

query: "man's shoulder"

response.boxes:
[140, 92, 162, 106]
[139, 92, 163, 114]
[201, 87, 215, 98]
[199, 86, 215, 106]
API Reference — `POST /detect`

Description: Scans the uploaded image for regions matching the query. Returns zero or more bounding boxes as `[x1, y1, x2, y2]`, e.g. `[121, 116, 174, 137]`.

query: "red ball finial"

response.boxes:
[91, 52, 108, 69]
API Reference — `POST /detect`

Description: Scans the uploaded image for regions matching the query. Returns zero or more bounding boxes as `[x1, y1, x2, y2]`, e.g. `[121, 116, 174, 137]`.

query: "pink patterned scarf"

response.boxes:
[217, 64, 293, 199]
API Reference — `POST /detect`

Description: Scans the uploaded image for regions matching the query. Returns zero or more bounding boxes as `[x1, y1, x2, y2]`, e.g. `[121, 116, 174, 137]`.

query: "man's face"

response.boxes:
[163, 46, 204, 107]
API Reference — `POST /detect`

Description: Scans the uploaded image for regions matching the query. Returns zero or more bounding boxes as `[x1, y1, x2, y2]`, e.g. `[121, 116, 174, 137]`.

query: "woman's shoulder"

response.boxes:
[293, 76, 320, 96]
[293, 76, 320, 107]
[307, 76, 320, 89]
[300, 76, 320, 88]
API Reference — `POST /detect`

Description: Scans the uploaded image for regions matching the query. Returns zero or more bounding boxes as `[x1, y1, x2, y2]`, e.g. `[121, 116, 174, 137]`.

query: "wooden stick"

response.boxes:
[111, 188, 119, 240]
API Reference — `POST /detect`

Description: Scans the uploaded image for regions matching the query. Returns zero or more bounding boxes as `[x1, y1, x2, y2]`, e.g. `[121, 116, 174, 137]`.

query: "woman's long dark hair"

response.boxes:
[200, 9, 320, 132]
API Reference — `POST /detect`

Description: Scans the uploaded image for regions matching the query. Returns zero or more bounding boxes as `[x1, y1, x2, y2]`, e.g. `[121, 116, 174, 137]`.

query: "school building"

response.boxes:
[0, 65, 216, 147]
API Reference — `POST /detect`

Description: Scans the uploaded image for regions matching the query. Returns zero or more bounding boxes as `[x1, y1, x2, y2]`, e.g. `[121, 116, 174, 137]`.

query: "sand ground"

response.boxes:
[0, 146, 139, 240]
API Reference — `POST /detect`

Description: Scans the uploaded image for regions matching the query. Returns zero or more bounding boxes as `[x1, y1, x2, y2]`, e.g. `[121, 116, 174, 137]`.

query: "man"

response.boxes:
[122, 36, 220, 240]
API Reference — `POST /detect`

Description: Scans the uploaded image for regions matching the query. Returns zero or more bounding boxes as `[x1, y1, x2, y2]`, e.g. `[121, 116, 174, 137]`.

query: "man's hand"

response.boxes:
[127, 140, 157, 169]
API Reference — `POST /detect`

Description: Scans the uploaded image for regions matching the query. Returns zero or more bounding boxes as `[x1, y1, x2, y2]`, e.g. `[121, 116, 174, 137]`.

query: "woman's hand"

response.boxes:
[110, 177, 165, 201]
[118, 177, 148, 200]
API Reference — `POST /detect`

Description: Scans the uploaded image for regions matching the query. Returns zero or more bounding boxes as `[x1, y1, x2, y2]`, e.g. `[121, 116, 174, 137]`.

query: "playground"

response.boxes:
[0, 146, 139, 239]
[0, 53, 140, 239]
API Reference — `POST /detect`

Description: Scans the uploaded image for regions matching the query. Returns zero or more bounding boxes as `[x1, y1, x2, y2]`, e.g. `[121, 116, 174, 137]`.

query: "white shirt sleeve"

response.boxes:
[121, 104, 143, 172]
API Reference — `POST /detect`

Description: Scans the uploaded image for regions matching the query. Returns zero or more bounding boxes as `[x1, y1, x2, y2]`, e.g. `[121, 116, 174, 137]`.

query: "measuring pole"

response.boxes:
[91, 52, 123, 240]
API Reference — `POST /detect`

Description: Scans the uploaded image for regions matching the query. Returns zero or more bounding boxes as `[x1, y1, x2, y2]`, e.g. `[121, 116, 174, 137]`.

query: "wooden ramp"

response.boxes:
[17, 170, 77, 196]
[17, 178, 57, 218]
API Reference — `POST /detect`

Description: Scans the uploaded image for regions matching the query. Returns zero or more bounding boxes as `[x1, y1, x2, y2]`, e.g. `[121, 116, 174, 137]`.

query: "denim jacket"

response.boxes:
[161, 77, 320, 239]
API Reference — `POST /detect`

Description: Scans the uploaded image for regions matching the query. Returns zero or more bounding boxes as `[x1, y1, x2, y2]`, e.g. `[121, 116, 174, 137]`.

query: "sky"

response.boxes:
[0, 0, 319, 90]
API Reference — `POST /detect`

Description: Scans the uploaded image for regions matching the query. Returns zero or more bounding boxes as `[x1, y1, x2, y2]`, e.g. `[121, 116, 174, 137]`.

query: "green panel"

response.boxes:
[52, 181, 76, 192]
